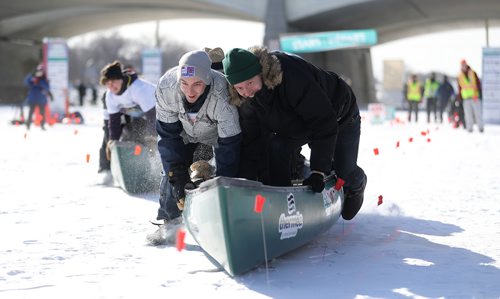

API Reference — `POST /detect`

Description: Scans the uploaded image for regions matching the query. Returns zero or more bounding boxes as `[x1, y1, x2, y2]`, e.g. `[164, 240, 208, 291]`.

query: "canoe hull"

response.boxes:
[183, 176, 343, 276]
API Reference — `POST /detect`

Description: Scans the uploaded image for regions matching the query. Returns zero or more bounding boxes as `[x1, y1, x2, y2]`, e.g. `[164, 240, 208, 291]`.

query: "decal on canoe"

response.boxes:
[287, 192, 296, 215]
[322, 187, 339, 216]
[279, 193, 304, 240]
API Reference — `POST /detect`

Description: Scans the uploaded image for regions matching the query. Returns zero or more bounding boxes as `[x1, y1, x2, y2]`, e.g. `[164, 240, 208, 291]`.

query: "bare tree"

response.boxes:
[68, 32, 193, 86]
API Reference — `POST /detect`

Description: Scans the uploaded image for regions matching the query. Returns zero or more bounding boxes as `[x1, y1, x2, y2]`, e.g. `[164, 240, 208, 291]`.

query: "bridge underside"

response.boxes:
[1, 0, 500, 105]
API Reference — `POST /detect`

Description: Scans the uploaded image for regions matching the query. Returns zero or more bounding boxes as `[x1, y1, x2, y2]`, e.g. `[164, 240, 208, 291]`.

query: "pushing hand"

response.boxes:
[302, 173, 325, 193]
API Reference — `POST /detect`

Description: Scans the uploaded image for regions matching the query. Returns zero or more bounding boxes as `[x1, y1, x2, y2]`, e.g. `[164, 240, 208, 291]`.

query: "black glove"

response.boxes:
[168, 163, 191, 205]
[302, 173, 325, 193]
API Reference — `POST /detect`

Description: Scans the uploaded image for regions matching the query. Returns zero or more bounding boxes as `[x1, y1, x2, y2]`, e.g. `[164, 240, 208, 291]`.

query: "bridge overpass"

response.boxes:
[2, 0, 500, 105]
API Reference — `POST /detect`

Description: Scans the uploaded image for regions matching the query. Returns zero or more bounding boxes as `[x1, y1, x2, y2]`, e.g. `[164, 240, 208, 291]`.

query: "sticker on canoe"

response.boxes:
[279, 193, 304, 240]
[322, 186, 340, 216]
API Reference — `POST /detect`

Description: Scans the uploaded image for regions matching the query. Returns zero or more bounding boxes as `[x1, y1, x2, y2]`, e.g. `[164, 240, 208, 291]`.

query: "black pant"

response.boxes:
[426, 97, 437, 122]
[267, 113, 365, 192]
[437, 98, 449, 123]
[26, 103, 46, 129]
[98, 120, 111, 172]
[407, 101, 419, 122]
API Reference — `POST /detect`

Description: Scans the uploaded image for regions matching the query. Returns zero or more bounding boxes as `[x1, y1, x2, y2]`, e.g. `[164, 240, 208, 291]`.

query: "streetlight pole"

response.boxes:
[485, 19, 490, 48]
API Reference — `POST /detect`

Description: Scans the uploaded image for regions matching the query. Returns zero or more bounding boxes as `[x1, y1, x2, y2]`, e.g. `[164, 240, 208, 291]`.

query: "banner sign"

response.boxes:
[43, 37, 69, 114]
[280, 29, 377, 53]
[142, 48, 162, 84]
[482, 47, 500, 124]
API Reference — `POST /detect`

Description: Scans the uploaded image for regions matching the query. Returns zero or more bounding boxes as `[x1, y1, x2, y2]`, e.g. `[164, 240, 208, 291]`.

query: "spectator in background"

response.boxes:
[24, 63, 52, 130]
[91, 85, 98, 105]
[404, 74, 423, 123]
[457, 60, 484, 133]
[436, 75, 455, 124]
[77, 80, 87, 106]
[424, 72, 439, 123]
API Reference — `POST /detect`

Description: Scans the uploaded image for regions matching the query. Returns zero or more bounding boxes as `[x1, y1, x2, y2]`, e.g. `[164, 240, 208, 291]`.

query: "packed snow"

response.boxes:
[1, 104, 499, 298]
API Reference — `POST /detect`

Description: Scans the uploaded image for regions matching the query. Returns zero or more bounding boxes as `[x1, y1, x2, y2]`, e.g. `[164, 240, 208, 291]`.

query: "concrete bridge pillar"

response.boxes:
[262, 0, 375, 107]
[0, 41, 42, 104]
[263, 0, 288, 50]
[300, 49, 376, 107]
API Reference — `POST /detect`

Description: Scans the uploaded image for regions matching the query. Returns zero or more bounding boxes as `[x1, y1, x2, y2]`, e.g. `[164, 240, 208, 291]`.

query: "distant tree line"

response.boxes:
[68, 31, 193, 87]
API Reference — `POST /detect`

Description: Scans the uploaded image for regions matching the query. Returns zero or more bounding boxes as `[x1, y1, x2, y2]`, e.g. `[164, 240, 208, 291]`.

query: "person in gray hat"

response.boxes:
[189, 47, 227, 163]
[147, 50, 242, 245]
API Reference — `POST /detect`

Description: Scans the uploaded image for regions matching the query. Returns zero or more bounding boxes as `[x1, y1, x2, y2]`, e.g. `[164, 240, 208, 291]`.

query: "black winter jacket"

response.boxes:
[229, 47, 358, 176]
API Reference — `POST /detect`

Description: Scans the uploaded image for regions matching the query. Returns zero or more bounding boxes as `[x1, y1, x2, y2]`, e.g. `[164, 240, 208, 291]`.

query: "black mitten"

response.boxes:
[302, 173, 325, 193]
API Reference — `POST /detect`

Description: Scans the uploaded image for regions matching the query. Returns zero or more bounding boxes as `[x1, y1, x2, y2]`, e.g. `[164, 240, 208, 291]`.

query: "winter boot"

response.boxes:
[146, 217, 183, 246]
[342, 172, 367, 220]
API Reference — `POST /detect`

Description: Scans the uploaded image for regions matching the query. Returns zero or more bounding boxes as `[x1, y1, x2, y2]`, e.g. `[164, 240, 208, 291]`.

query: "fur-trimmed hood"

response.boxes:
[228, 46, 283, 106]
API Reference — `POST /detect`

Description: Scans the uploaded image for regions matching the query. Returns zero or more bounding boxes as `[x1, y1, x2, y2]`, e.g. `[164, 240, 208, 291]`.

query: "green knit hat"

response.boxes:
[223, 48, 262, 85]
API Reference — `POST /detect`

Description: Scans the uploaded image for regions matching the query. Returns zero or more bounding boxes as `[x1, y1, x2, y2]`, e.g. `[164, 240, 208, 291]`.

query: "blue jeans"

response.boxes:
[156, 143, 199, 221]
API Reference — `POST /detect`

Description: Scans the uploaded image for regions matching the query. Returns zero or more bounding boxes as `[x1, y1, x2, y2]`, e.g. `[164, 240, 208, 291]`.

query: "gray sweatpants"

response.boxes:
[463, 99, 484, 132]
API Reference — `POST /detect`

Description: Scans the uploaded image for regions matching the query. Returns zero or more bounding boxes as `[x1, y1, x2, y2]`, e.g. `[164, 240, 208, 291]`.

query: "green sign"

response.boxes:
[280, 29, 377, 53]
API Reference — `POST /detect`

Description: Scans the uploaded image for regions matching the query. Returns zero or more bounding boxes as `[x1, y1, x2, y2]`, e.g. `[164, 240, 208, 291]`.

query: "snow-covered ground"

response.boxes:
[1, 104, 499, 299]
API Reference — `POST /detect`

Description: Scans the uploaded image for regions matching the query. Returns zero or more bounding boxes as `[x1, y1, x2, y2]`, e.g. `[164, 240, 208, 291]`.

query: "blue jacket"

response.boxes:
[24, 74, 50, 105]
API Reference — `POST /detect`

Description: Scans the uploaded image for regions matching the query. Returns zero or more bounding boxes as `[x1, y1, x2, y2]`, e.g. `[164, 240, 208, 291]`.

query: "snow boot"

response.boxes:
[342, 171, 367, 220]
[146, 217, 183, 246]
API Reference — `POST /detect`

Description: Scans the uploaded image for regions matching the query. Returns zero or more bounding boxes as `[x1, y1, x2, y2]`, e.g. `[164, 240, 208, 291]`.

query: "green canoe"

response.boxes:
[183, 175, 344, 276]
[110, 141, 162, 194]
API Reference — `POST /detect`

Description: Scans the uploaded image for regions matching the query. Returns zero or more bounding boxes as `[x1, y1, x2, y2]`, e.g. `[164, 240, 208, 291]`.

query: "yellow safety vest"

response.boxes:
[424, 79, 439, 98]
[407, 80, 421, 101]
[458, 70, 479, 100]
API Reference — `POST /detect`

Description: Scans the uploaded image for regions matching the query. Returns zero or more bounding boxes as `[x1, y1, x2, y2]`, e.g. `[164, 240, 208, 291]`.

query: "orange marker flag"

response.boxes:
[86, 153, 90, 163]
[378, 195, 383, 206]
[373, 148, 379, 155]
[254, 194, 266, 213]
[421, 131, 427, 136]
[134, 145, 142, 156]
[176, 229, 186, 251]
[409, 137, 413, 143]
